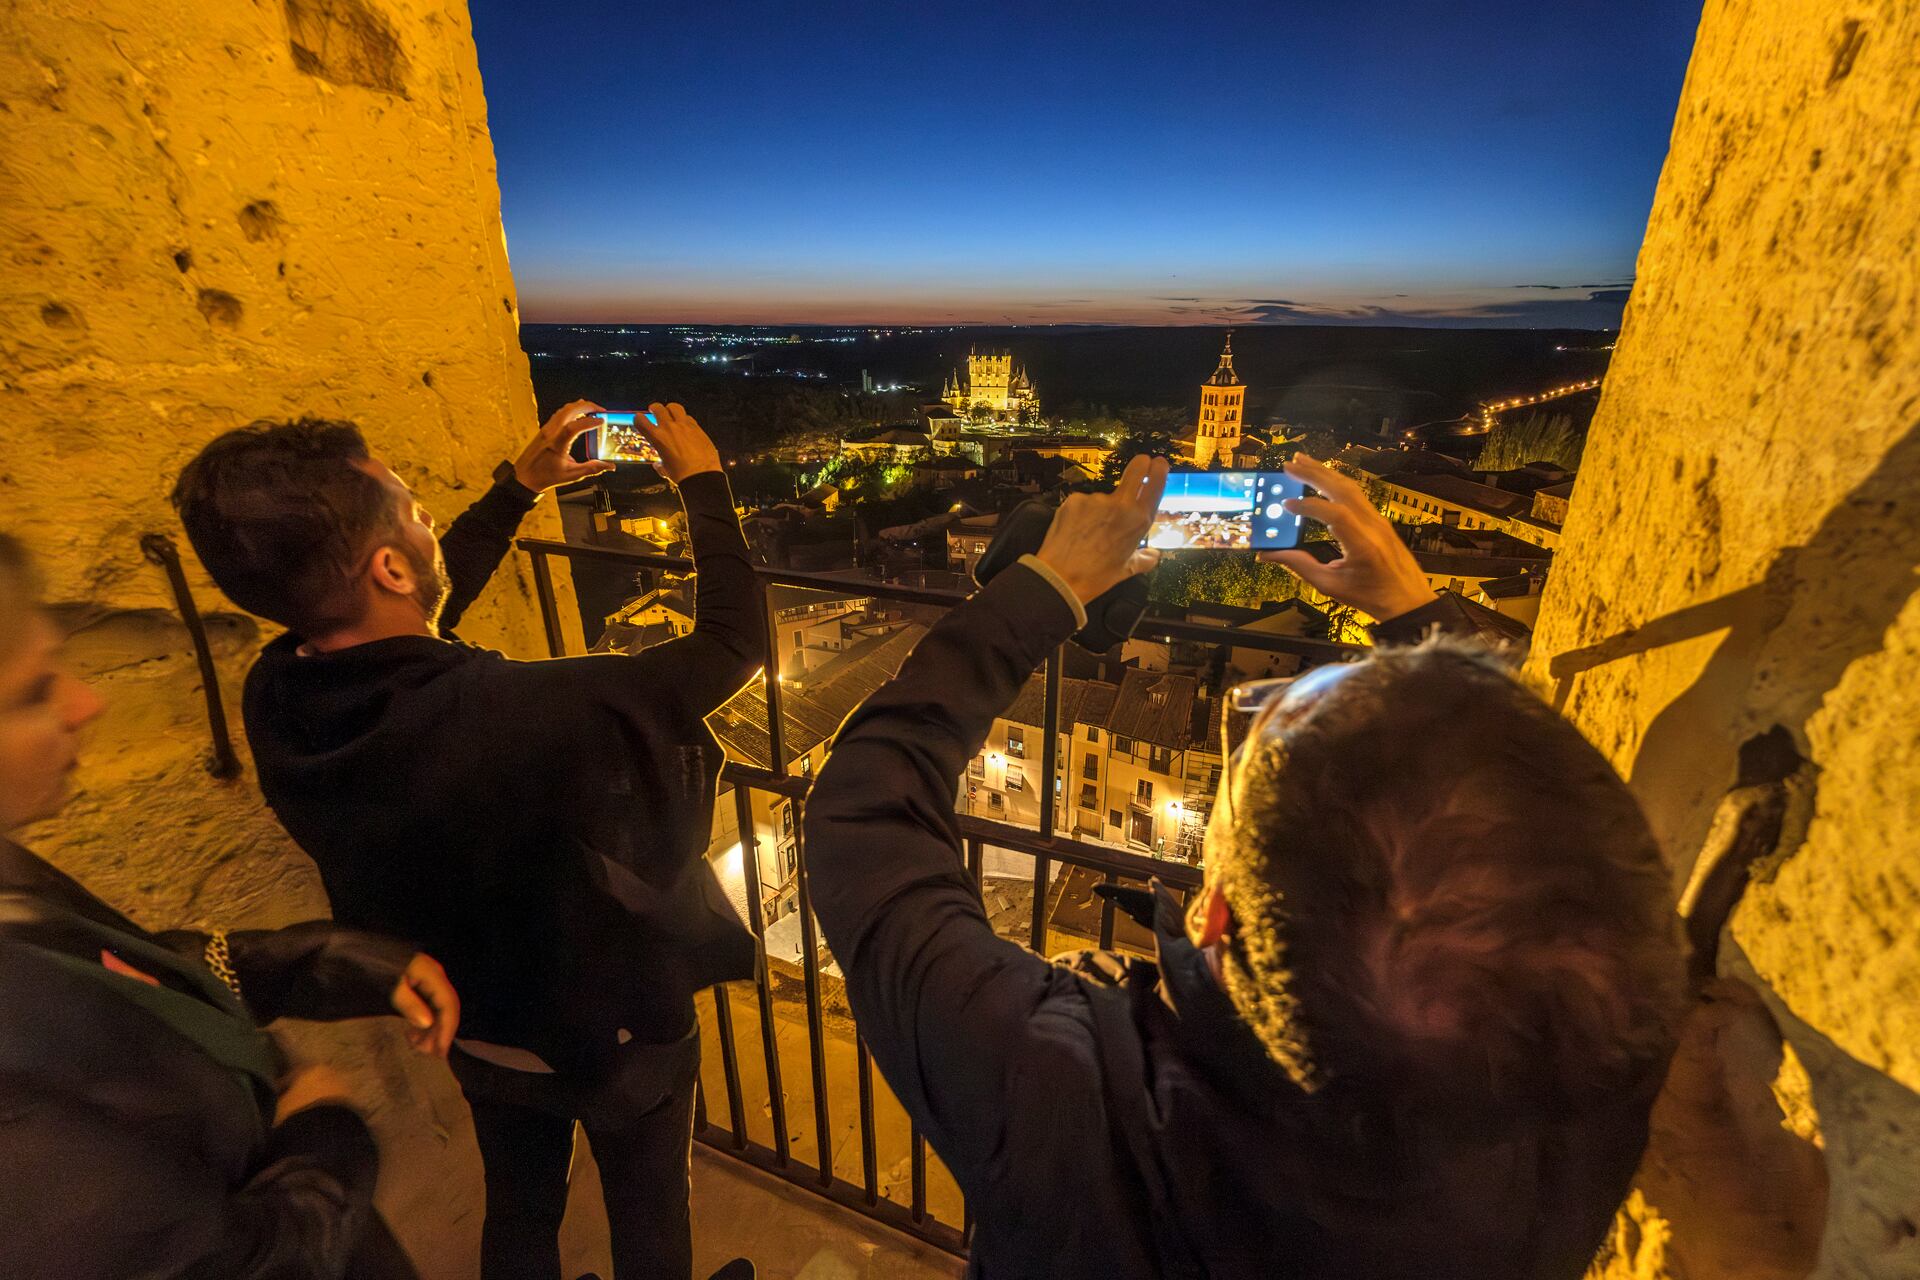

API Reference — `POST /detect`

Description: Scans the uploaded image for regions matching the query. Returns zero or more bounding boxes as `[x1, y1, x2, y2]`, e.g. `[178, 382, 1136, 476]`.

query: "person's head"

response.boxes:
[171, 419, 447, 641]
[0, 536, 106, 832]
[1193, 637, 1686, 1128]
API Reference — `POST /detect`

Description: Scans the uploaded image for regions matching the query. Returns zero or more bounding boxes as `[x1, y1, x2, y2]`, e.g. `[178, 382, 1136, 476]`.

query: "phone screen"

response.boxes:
[593, 411, 662, 465]
[1145, 470, 1308, 551]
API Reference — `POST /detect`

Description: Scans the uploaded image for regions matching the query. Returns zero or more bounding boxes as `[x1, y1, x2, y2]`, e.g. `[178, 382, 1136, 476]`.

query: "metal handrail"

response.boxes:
[514, 533, 1335, 1258]
[513, 535, 1371, 660]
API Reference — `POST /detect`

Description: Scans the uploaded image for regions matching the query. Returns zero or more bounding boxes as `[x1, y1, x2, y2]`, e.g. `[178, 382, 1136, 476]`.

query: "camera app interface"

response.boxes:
[1146, 470, 1307, 551]
[595, 412, 662, 465]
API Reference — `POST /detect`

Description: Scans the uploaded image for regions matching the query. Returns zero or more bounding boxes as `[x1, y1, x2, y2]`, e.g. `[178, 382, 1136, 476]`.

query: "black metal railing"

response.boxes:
[515, 535, 1365, 1256]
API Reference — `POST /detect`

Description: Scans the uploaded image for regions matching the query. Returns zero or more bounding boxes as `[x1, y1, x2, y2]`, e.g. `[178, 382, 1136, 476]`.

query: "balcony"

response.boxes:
[516, 536, 1366, 1262]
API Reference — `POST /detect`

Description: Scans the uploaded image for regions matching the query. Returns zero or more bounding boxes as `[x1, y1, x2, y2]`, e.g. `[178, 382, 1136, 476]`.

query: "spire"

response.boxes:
[1205, 331, 1240, 386]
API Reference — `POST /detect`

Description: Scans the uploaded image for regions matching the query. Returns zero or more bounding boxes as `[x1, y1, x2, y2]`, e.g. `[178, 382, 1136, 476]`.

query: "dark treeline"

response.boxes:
[522, 325, 1615, 453]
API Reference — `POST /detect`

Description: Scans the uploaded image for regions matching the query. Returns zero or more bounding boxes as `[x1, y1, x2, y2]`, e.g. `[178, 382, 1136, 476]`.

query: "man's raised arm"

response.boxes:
[603, 403, 765, 715]
[804, 456, 1167, 1183]
[439, 399, 613, 633]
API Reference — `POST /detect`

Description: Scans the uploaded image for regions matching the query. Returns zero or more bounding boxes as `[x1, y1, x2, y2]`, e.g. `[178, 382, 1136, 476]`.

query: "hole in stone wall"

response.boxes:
[285, 0, 410, 97]
[196, 289, 244, 328]
[39, 301, 82, 329]
[421, 370, 435, 387]
[172, 248, 193, 272]
[238, 200, 285, 242]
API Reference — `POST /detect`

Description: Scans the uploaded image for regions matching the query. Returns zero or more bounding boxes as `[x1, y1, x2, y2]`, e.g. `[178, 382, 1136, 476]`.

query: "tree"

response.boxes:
[1147, 552, 1303, 610]
[731, 460, 802, 505]
[1475, 411, 1586, 471]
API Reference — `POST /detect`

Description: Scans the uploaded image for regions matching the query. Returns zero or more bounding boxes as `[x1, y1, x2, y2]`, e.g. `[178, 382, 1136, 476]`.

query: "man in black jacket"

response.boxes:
[173, 403, 763, 1280]
[805, 454, 1689, 1279]
[0, 532, 460, 1280]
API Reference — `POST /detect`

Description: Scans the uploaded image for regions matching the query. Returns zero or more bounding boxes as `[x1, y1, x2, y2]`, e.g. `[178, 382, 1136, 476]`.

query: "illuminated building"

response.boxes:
[942, 349, 1039, 421]
[1187, 334, 1246, 467]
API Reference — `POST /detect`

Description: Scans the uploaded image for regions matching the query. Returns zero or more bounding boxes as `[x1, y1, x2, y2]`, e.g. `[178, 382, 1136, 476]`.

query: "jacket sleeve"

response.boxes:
[804, 563, 1087, 1186]
[610, 470, 765, 717]
[437, 474, 541, 635]
[156, 922, 416, 1025]
[0, 1080, 379, 1280]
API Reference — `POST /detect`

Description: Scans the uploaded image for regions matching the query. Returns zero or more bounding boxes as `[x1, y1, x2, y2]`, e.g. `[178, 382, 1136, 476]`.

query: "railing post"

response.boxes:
[1039, 646, 1061, 841]
[791, 818, 835, 1188]
[733, 785, 791, 1166]
[1097, 881, 1119, 951]
[527, 549, 566, 658]
[910, 1124, 928, 1225]
[708, 985, 749, 1150]
[759, 591, 788, 774]
[856, 1037, 879, 1207]
[139, 533, 241, 780]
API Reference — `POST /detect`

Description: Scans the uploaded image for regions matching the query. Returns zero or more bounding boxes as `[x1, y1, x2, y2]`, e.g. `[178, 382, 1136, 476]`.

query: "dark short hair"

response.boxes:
[171, 419, 397, 634]
[1213, 637, 1687, 1123]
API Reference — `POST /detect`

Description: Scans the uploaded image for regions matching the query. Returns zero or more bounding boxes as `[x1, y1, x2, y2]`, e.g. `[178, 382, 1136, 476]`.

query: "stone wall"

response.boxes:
[1, 1, 579, 1272]
[1526, 2, 1920, 1276]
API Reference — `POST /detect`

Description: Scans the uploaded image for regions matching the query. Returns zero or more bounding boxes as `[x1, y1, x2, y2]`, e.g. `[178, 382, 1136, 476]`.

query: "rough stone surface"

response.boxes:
[1, 1, 561, 1273]
[1528, 2, 1920, 1276]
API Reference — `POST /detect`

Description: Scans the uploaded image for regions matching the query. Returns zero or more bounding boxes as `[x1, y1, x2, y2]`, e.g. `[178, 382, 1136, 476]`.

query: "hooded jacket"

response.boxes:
[242, 471, 760, 1079]
[804, 566, 1663, 1279]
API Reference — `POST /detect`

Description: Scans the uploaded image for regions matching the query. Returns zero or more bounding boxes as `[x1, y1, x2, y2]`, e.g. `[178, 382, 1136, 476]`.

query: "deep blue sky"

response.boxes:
[468, 1, 1701, 327]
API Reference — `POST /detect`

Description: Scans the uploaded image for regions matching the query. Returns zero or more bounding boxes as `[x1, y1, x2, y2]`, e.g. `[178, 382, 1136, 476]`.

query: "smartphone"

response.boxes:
[1145, 470, 1309, 552]
[590, 411, 663, 465]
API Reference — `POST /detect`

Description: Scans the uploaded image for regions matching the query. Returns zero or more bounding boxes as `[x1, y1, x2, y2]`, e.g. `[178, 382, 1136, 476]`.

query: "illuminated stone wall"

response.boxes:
[1527, 2, 1920, 1276]
[0, 1, 586, 1273]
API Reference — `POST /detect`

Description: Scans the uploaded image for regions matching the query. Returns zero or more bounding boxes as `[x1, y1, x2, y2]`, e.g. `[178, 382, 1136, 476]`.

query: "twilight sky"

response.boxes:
[468, 1, 1701, 328]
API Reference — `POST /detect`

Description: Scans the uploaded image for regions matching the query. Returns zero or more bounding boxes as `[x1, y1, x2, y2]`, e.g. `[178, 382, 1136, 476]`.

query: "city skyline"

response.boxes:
[468, 1, 1700, 328]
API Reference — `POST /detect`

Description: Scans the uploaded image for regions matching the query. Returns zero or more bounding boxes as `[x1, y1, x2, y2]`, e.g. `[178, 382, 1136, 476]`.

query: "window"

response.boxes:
[799, 755, 813, 779]
[968, 754, 985, 780]
[1115, 735, 1134, 756]
[1109, 808, 1123, 830]
[1134, 778, 1154, 805]
[1084, 725, 1099, 742]
[1079, 783, 1098, 810]
[1082, 755, 1099, 780]
[778, 803, 793, 838]
[1005, 726, 1025, 758]
[1148, 746, 1173, 774]
[988, 791, 1005, 813]
[1006, 770, 1025, 793]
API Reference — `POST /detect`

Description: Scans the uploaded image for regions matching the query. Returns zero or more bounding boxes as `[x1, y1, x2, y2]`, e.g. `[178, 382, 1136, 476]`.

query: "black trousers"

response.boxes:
[455, 1034, 700, 1280]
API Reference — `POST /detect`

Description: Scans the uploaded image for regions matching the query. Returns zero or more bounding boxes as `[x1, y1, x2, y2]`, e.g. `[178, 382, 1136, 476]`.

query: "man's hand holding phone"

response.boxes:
[1260, 454, 1436, 622]
[630, 402, 723, 485]
[1034, 453, 1169, 606]
[514, 400, 619, 493]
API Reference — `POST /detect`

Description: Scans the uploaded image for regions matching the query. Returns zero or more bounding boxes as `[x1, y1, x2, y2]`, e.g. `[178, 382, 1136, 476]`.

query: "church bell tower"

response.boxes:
[1194, 333, 1246, 467]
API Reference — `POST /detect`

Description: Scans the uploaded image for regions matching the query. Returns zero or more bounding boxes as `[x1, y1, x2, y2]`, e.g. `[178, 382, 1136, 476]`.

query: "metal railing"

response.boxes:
[515, 535, 1366, 1256]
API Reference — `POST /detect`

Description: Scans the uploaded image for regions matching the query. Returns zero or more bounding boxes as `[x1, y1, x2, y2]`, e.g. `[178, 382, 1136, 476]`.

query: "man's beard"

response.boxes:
[405, 546, 450, 632]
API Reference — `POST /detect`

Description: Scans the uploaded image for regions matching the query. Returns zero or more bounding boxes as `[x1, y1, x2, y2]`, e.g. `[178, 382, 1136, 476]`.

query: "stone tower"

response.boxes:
[966, 348, 1013, 411]
[1193, 333, 1246, 467]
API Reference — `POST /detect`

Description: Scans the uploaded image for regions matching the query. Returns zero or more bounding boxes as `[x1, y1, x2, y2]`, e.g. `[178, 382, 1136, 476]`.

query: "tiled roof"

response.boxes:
[1414, 550, 1549, 578]
[1107, 669, 1201, 750]
[1475, 569, 1548, 599]
[1003, 673, 1119, 734]
[1390, 473, 1533, 519]
[707, 623, 927, 768]
[1443, 590, 1534, 640]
